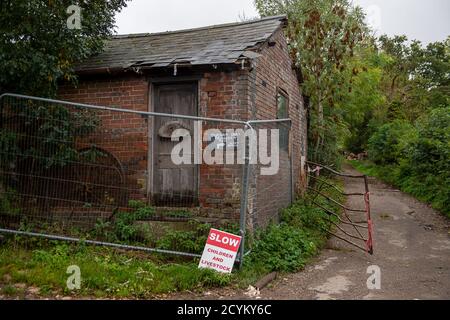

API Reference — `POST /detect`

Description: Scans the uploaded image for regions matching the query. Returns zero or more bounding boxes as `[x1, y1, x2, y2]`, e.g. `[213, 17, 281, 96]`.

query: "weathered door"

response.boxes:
[152, 83, 198, 206]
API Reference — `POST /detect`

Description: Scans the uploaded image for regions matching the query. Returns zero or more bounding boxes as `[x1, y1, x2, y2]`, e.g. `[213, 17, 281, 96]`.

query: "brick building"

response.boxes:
[58, 15, 307, 229]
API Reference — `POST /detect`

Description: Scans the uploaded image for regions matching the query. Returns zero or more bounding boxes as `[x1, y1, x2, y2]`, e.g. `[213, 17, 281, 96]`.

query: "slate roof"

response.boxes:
[75, 15, 287, 74]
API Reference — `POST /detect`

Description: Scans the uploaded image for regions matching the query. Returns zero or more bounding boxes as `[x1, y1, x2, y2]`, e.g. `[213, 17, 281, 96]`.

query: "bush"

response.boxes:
[0, 187, 20, 217]
[247, 184, 340, 273]
[248, 223, 318, 272]
[404, 107, 450, 214]
[409, 107, 450, 175]
[367, 120, 418, 165]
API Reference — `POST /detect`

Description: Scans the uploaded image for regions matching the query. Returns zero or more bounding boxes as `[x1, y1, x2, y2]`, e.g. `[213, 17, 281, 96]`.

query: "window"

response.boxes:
[277, 91, 289, 151]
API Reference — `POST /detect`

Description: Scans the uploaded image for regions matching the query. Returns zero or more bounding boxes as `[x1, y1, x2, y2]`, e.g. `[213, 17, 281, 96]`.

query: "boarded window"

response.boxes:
[277, 91, 289, 151]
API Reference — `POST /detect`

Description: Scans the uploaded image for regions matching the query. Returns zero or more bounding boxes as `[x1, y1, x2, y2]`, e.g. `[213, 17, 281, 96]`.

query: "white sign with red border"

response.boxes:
[198, 228, 242, 274]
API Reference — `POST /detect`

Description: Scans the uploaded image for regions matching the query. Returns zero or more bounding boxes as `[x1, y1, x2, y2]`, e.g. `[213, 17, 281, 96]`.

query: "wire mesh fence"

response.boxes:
[0, 93, 295, 263]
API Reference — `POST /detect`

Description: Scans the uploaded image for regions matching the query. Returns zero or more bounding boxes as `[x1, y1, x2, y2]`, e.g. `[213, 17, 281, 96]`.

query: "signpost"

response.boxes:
[198, 228, 242, 274]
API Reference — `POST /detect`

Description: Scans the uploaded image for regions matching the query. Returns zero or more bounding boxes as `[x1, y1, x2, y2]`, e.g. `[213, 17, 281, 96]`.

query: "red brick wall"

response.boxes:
[246, 28, 307, 228]
[58, 71, 248, 223]
[58, 75, 150, 202]
[197, 70, 249, 222]
[57, 28, 307, 228]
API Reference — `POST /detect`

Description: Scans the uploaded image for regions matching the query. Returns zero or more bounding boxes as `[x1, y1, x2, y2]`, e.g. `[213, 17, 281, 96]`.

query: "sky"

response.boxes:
[115, 0, 450, 44]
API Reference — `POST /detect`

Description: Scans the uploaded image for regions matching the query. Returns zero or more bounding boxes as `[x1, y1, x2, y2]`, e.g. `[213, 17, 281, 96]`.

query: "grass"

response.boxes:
[2, 284, 19, 295]
[349, 160, 449, 218]
[0, 240, 231, 299]
[0, 178, 344, 299]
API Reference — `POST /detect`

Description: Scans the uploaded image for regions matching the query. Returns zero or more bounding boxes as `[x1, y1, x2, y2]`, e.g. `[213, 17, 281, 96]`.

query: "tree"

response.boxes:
[0, 1, 127, 212]
[255, 0, 367, 165]
[343, 35, 449, 154]
[0, 0, 128, 97]
[378, 35, 449, 122]
[341, 43, 386, 153]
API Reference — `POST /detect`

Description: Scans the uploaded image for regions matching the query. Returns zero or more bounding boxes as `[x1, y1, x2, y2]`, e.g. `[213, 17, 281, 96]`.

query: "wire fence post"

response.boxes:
[363, 175, 374, 255]
[238, 124, 251, 269]
[289, 127, 294, 204]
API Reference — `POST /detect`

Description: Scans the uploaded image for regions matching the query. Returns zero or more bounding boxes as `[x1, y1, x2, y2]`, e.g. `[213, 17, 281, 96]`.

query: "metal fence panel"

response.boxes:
[0, 93, 296, 265]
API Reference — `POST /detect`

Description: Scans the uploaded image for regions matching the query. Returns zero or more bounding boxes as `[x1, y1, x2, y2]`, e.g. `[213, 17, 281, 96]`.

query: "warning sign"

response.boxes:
[198, 228, 242, 274]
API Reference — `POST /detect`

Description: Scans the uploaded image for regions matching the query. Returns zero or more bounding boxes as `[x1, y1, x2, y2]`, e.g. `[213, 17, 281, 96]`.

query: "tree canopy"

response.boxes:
[0, 0, 128, 97]
[255, 0, 367, 165]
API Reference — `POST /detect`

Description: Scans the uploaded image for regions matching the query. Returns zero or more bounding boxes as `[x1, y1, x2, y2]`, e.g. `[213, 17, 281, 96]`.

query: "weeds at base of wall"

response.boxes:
[0, 181, 342, 298]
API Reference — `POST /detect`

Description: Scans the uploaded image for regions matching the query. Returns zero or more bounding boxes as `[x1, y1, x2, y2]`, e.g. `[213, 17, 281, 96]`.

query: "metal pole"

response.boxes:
[0, 93, 293, 127]
[0, 93, 247, 125]
[363, 175, 374, 255]
[238, 124, 252, 269]
[289, 126, 294, 204]
[0, 228, 202, 258]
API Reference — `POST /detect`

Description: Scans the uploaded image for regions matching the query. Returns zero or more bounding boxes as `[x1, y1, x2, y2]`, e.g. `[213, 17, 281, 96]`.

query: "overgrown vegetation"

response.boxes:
[0, 180, 343, 298]
[0, 0, 129, 96]
[244, 180, 343, 274]
[256, 2, 449, 210]
[350, 158, 449, 218]
[0, 241, 231, 298]
[255, 0, 367, 166]
[341, 34, 449, 216]
[89, 201, 239, 254]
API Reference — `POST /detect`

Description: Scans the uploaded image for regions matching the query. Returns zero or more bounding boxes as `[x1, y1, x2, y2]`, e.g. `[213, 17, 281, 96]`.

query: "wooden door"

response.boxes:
[152, 83, 198, 206]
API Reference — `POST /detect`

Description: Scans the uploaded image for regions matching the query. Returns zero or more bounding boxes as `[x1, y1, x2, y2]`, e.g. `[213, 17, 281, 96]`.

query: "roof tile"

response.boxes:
[75, 15, 286, 73]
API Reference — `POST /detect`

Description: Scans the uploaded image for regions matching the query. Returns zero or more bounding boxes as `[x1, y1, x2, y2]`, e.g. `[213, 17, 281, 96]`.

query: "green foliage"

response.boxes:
[0, 130, 19, 166]
[344, 35, 449, 152]
[358, 107, 449, 215]
[342, 33, 449, 216]
[0, 101, 100, 212]
[367, 120, 417, 165]
[0, 242, 230, 298]
[155, 221, 210, 253]
[409, 107, 450, 173]
[16, 103, 100, 169]
[248, 224, 318, 272]
[0, 0, 129, 97]
[351, 159, 449, 217]
[92, 201, 155, 243]
[341, 46, 387, 153]
[127, 200, 156, 218]
[246, 180, 343, 273]
[0, 188, 20, 216]
[162, 210, 193, 219]
[0, 180, 344, 298]
[91, 201, 232, 254]
[255, 0, 367, 165]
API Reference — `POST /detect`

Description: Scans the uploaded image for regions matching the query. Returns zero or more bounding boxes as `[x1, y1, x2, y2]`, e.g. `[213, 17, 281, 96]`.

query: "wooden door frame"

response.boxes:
[147, 77, 201, 205]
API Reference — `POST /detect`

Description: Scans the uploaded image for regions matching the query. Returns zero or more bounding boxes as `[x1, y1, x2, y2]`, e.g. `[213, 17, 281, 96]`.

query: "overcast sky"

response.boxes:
[115, 0, 450, 44]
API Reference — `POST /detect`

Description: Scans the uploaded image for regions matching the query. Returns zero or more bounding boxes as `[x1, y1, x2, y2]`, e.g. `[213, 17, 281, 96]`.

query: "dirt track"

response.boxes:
[184, 165, 450, 300]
